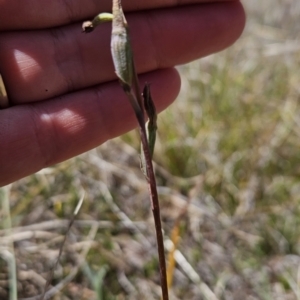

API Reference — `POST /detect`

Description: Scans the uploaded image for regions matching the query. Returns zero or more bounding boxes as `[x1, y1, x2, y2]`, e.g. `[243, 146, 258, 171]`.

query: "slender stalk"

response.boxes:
[132, 77, 169, 300]
[140, 121, 169, 300]
[110, 1, 168, 297]
[122, 86, 168, 299]
[83, 1, 169, 298]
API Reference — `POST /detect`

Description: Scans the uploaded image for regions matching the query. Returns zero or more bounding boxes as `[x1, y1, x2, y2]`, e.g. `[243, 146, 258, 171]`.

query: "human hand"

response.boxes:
[0, 0, 245, 186]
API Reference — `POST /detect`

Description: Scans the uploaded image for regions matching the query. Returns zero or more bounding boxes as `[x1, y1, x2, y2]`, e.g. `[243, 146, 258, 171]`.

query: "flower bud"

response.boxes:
[111, 0, 133, 88]
[82, 13, 113, 33]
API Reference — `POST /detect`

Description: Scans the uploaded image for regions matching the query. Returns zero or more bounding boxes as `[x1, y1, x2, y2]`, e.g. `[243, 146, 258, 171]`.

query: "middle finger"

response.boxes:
[0, 2, 245, 104]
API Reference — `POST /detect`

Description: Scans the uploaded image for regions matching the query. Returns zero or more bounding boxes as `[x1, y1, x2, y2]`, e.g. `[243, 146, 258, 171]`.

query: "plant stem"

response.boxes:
[131, 81, 169, 300]
[141, 138, 169, 300]
[83, 1, 169, 297]
[120, 62, 168, 300]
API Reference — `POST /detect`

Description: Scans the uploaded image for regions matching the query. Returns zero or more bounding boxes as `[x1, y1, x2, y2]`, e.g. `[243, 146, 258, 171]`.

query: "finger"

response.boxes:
[0, 2, 245, 104]
[0, 0, 239, 30]
[0, 68, 180, 186]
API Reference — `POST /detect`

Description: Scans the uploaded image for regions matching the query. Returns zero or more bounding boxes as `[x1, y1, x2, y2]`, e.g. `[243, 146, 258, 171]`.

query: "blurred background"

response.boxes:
[1, 0, 300, 299]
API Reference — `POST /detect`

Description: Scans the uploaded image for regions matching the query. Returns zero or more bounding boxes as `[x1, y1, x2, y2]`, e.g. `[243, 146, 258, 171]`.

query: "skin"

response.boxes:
[0, 0, 245, 186]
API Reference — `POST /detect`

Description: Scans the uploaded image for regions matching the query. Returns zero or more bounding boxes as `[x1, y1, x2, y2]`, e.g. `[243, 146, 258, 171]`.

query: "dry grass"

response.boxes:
[1, 0, 300, 299]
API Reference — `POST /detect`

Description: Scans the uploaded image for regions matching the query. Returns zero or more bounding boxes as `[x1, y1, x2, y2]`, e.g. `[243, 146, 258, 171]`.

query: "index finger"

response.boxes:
[0, 0, 239, 30]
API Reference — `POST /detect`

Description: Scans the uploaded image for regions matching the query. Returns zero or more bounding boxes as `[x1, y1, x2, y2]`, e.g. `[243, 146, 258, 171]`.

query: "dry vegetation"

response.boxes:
[1, 0, 300, 299]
